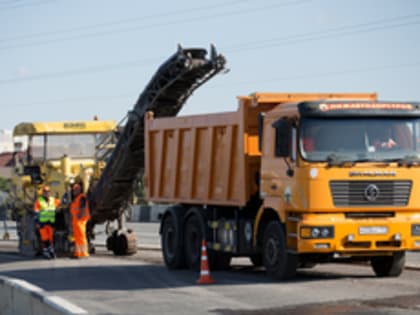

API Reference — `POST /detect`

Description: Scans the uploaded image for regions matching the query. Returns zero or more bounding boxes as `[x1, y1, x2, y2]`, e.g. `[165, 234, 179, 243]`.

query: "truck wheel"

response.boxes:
[262, 221, 297, 280]
[184, 215, 203, 271]
[249, 254, 263, 267]
[371, 252, 405, 277]
[161, 215, 184, 269]
[210, 251, 232, 270]
[298, 262, 317, 269]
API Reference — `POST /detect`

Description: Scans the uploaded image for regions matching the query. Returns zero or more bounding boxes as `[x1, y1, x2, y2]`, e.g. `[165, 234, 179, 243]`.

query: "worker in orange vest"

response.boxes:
[70, 183, 91, 258]
[34, 185, 60, 259]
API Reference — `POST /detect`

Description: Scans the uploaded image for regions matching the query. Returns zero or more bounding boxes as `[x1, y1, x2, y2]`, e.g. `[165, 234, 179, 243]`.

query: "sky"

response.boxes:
[1, 0, 420, 132]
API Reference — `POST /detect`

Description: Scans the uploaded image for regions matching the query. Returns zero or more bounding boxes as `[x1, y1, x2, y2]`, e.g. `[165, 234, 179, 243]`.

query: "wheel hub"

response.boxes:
[265, 237, 279, 266]
[164, 226, 175, 259]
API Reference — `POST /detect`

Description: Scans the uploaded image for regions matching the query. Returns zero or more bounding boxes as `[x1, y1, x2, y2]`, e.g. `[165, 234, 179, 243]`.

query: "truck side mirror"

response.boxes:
[258, 113, 264, 152]
[272, 119, 291, 158]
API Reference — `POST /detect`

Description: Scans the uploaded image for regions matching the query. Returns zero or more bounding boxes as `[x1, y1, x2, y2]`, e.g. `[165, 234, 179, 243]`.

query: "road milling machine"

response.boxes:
[10, 45, 226, 256]
[11, 120, 118, 256]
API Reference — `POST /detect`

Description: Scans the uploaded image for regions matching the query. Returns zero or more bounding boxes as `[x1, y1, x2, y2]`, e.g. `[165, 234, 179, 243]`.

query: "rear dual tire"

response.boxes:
[161, 214, 185, 269]
[184, 213, 231, 271]
[184, 215, 202, 271]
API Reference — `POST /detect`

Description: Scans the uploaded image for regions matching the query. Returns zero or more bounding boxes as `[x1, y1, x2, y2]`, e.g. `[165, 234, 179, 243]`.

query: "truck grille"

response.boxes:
[330, 180, 412, 207]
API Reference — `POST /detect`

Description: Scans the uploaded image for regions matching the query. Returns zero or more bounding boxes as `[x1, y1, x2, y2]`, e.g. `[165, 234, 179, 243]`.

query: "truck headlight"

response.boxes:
[411, 224, 420, 236]
[300, 226, 334, 239]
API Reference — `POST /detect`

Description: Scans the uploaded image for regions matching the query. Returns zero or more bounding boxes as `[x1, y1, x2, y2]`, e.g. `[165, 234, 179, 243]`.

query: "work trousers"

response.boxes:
[39, 224, 54, 247]
[72, 219, 89, 257]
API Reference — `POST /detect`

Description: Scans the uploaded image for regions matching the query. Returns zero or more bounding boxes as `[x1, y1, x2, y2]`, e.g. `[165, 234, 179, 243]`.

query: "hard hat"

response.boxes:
[42, 186, 50, 192]
[72, 183, 81, 192]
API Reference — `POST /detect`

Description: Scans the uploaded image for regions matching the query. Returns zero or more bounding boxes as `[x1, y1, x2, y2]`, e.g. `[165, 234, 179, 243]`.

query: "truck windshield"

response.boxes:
[299, 117, 420, 164]
[30, 134, 98, 160]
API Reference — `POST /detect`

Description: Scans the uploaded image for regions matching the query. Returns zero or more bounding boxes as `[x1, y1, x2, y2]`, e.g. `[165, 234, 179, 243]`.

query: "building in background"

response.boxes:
[0, 130, 13, 154]
[0, 130, 26, 178]
[0, 130, 27, 154]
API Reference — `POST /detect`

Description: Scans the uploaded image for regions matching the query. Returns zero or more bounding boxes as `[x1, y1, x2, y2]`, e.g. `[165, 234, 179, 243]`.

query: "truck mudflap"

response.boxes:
[89, 45, 226, 224]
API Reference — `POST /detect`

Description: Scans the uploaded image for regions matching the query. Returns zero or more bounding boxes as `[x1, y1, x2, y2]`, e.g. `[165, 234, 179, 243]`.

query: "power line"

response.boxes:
[0, 57, 158, 84]
[5, 60, 420, 108]
[0, 0, 312, 51]
[224, 13, 420, 51]
[0, 0, 55, 10]
[7, 93, 133, 108]
[220, 61, 420, 87]
[0, 12, 419, 85]
[0, 0, 23, 4]
[226, 20, 420, 54]
[0, 0, 246, 42]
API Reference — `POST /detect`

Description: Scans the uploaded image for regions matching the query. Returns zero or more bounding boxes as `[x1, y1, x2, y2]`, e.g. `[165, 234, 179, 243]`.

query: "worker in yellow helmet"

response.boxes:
[70, 183, 91, 258]
[34, 185, 60, 259]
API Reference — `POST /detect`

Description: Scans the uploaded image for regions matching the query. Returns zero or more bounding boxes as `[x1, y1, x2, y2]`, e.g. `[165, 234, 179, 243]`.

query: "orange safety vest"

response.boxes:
[70, 194, 91, 222]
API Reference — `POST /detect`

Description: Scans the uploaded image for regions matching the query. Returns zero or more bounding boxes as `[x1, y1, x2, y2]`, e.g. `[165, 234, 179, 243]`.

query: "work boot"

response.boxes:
[42, 249, 51, 260]
[48, 246, 56, 259]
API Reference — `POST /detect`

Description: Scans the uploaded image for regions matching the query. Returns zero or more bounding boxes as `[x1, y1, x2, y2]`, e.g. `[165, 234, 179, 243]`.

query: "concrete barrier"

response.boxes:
[0, 276, 87, 315]
[129, 204, 167, 222]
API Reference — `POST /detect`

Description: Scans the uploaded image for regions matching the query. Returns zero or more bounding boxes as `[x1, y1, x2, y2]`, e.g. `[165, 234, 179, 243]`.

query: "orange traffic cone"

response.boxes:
[197, 239, 215, 284]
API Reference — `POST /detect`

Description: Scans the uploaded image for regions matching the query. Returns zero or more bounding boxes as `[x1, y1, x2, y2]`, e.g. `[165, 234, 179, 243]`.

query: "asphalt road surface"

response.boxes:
[1, 222, 420, 315]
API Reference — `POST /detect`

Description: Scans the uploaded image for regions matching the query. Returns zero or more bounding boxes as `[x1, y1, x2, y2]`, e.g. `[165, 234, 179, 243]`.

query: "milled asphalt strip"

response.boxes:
[404, 265, 420, 271]
[2, 239, 420, 270]
[94, 242, 160, 251]
[130, 243, 420, 271]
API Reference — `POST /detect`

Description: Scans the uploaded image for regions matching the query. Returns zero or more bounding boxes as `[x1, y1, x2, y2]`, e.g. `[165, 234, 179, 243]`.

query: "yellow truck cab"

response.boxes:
[148, 92, 420, 279]
[258, 93, 420, 278]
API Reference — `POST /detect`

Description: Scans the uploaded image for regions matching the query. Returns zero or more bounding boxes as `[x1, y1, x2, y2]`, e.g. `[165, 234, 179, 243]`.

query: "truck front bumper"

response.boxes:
[296, 212, 420, 254]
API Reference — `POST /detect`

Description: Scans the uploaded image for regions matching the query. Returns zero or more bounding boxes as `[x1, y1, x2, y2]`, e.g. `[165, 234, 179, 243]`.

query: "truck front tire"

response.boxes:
[371, 251, 405, 277]
[262, 221, 297, 280]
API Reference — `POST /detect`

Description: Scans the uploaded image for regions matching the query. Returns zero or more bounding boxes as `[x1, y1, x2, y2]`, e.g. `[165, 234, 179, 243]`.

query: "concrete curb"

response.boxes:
[0, 276, 88, 315]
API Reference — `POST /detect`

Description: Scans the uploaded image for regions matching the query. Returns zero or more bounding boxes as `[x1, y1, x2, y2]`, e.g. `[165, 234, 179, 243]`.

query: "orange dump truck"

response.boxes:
[145, 92, 420, 279]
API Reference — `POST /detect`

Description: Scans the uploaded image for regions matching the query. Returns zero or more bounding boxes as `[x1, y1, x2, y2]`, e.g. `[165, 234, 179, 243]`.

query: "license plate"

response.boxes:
[359, 226, 388, 235]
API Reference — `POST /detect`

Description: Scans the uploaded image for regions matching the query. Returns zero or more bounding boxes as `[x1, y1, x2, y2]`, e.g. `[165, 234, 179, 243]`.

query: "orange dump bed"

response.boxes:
[144, 102, 263, 206]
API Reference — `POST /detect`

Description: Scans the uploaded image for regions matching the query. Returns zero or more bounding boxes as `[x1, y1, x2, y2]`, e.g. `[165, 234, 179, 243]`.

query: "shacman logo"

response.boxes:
[63, 122, 86, 129]
[364, 184, 380, 202]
